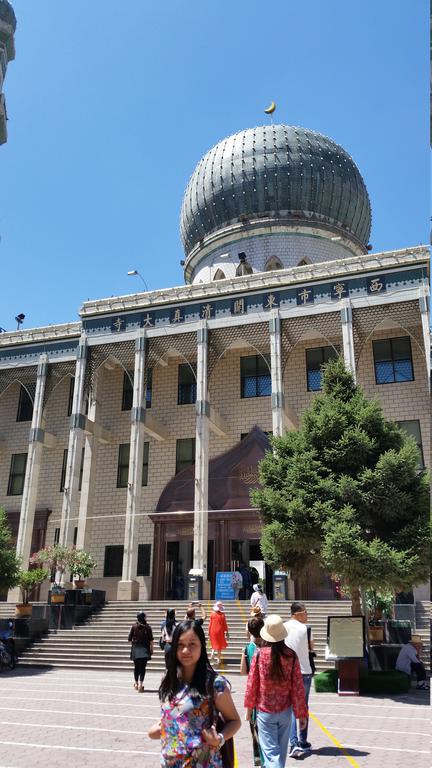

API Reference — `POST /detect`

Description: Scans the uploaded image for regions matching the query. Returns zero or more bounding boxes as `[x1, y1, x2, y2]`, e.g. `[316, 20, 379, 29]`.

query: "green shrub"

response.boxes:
[359, 671, 410, 694]
[314, 668, 410, 694]
[314, 669, 338, 693]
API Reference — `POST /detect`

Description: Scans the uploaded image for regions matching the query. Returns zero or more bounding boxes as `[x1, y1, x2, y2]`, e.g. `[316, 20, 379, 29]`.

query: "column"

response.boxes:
[419, 287, 430, 390]
[59, 333, 88, 548]
[151, 520, 164, 599]
[192, 323, 210, 589]
[75, 367, 103, 551]
[341, 299, 356, 382]
[118, 330, 146, 600]
[15, 354, 49, 567]
[269, 313, 284, 437]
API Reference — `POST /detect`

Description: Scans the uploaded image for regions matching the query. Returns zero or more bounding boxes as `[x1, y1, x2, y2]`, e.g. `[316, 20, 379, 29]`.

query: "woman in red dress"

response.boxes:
[208, 602, 229, 666]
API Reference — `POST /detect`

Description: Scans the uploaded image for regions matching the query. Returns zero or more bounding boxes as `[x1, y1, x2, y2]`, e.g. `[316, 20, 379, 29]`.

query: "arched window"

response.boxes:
[297, 258, 310, 267]
[236, 253, 253, 276]
[265, 256, 283, 272]
[213, 269, 226, 281]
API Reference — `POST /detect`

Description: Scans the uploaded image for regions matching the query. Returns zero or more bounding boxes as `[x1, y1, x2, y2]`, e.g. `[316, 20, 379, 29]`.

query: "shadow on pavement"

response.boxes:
[1, 665, 56, 678]
[363, 691, 430, 706]
[310, 746, 369, 758]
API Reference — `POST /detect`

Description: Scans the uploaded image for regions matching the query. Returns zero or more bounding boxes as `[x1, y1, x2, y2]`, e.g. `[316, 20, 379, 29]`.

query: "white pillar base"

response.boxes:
[116, 580, 140, 601]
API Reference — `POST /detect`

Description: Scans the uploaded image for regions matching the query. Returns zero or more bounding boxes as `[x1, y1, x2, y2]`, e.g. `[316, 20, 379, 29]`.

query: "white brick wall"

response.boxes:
[0, 313, 428, 598]
[193, 231, 356, 283]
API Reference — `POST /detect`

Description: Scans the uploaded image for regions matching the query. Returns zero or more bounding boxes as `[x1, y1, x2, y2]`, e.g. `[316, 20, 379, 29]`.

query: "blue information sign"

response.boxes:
[215, 572, 235, 600]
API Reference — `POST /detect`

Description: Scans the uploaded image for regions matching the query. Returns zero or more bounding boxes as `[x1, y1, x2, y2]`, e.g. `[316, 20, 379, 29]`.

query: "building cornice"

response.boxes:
[0, 246, 427, 351]
[80, 246, 429, 318]
[0, 321, 81, 348]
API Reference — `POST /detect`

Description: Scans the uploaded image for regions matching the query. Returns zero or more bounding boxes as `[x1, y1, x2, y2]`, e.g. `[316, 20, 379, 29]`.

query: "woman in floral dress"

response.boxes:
[149, 619, 241, 768]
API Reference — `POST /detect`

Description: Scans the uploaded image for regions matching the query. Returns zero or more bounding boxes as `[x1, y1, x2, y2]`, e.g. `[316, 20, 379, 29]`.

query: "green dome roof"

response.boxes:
[180, 124, 371, 256]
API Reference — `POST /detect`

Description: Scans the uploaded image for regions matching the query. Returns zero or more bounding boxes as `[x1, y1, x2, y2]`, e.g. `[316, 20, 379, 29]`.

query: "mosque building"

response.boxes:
[0, 3, 429, 601]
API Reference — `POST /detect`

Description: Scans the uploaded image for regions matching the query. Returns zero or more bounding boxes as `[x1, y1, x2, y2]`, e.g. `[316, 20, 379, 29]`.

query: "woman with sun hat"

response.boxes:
[244, 614, 308, 768]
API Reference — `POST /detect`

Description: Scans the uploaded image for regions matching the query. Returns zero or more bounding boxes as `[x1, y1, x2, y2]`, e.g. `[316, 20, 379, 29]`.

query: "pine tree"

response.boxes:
[252, 357, 430, 615]
[0, 507, 20, 593]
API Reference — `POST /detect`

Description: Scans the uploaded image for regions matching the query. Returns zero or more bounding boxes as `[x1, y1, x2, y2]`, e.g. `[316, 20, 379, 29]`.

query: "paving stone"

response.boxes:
[0, 667, 428, 768]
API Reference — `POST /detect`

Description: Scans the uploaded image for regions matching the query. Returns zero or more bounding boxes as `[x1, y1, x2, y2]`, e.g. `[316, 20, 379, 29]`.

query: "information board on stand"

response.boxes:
[325, 615, 365, 696]
[215, 572, 235, 600]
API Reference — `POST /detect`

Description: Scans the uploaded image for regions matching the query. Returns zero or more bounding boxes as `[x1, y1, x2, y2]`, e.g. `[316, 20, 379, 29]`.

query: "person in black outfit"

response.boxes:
[128, 611, 153, 692]
[161, 609, 177, 668]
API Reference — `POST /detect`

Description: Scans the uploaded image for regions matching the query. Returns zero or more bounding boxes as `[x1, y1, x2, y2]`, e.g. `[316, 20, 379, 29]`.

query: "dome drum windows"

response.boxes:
[264, 256, 283, 272]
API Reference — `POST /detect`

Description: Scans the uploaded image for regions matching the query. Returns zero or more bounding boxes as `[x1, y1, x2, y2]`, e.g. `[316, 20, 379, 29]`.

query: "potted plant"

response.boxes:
[68, 549, 97, 588]
[30, 544, 73, 604]
[15, 568, 49, 617]
[365, 589, 394, 642]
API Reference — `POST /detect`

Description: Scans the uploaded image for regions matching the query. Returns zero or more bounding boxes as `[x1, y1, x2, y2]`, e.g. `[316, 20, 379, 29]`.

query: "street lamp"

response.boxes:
[127, 270, 149, 291]
[15, 313, 25, 330]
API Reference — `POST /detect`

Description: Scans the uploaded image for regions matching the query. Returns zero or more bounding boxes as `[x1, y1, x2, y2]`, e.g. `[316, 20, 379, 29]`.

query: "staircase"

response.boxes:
[5, 599, 352, 674]
[414, 600, 431, 667]
[2, 599, 429, 674]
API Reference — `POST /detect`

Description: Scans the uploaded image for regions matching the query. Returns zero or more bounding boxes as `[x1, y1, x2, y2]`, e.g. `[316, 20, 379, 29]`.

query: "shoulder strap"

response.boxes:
[289, 648, 297, 685]
[207, 673, 216, 726]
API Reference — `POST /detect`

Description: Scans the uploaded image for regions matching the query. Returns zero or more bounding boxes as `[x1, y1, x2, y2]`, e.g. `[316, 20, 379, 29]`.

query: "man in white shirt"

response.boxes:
[250, 583, 269, 615]
[396, 635, 428, 689]
[284, 601, 313, 758]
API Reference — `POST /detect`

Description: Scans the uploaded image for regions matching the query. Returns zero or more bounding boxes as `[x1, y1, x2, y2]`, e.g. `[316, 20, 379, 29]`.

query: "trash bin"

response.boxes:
[273, 573, 288, 600]
[187, 574, 203, 601]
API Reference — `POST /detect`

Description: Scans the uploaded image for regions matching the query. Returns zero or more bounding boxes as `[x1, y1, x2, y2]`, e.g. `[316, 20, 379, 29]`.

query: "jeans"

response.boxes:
[289, 673, 312, 747]
[256, 708, 292, 768]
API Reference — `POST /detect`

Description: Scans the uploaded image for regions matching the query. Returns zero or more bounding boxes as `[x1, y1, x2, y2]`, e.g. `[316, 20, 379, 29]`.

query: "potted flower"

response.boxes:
[68, 549, 97, 588]
[30, 545, 73, 604]
[15, 568, 49, 617]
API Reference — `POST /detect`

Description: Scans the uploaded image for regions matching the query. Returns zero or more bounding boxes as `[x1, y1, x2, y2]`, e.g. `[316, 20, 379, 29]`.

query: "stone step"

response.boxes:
[16, 654, 335, 673]
[10, 597, 430, 673]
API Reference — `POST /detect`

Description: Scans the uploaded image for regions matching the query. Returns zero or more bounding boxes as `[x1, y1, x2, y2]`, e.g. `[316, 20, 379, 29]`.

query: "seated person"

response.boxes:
[395, 634, 429, 690]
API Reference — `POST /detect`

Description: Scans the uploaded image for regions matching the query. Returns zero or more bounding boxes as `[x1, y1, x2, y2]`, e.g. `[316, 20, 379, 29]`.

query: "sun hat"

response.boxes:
[253, 583, 263, 593]
[410, 634, 422, 643]
[213, 601, 225, 612]
[260, 614, 288, 643]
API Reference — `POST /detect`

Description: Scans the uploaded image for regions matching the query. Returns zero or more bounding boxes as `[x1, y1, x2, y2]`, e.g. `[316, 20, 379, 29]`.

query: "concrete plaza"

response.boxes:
[0, 667, 428, 768]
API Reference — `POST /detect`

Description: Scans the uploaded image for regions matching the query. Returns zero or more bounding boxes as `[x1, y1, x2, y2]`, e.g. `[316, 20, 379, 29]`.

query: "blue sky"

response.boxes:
[0, 0, 429, 330]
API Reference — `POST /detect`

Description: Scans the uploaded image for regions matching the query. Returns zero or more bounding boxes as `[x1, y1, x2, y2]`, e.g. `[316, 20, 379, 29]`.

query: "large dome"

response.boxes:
[180, 124, 371, 257]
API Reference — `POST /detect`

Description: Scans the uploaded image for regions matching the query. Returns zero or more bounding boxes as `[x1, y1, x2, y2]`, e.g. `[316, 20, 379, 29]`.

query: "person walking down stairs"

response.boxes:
[250, 584, 268, 616]
[160, 609, 178, 669]
[128, 612, 154, 692]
